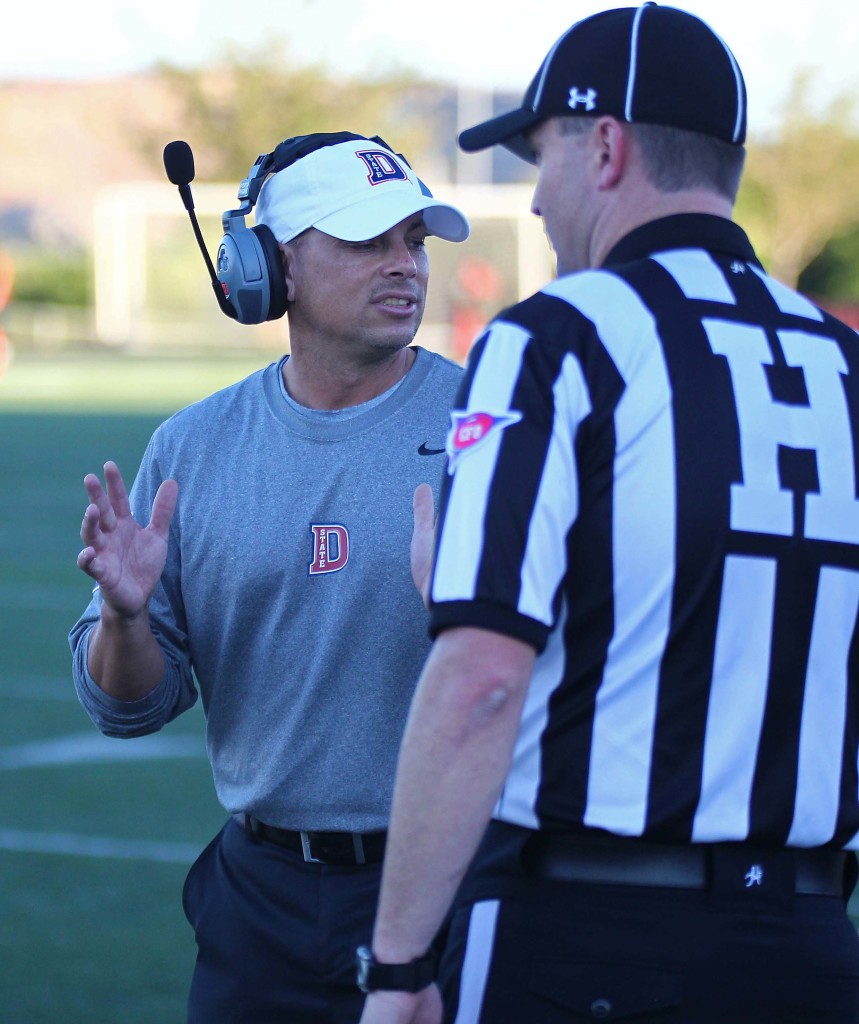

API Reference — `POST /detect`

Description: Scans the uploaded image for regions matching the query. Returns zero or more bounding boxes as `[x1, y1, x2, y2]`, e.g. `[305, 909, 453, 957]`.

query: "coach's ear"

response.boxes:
[279, 241, 299, 304]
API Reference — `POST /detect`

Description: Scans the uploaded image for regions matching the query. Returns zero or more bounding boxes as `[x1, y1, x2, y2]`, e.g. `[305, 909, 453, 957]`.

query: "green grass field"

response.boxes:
[0, 351, 268, 1023]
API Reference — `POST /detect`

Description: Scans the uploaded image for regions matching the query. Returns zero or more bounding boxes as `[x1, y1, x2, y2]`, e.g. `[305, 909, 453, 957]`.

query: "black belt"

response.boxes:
[236, 813, 386, 866]
[523, 832, 848, 896]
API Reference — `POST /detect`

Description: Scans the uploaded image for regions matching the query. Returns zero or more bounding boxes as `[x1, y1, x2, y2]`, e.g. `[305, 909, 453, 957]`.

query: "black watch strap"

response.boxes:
[356, 945, 436, 993]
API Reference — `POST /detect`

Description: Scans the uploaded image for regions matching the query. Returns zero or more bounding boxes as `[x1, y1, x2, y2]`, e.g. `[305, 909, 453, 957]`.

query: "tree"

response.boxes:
[737, 70, 859, 289]
[146, 39, 439, 184]
[800, 226, 859, 301]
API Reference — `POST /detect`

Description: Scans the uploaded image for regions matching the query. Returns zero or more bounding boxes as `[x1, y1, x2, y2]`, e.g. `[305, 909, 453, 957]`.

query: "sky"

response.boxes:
[2, 0, 858, 134]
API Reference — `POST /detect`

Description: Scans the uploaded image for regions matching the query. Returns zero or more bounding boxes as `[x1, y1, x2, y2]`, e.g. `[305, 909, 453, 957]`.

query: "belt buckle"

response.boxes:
[300, 831, 325, 864]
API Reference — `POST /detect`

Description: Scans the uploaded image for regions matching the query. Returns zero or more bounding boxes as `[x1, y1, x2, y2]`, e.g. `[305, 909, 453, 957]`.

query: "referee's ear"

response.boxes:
[593, 116, 628, 191]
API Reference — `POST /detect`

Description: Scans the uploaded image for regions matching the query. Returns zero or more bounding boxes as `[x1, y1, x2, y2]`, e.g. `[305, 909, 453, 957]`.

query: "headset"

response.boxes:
[163, 132, 400, 325]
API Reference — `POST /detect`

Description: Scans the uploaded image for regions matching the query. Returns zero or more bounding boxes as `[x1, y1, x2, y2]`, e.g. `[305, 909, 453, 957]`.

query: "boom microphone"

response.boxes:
[163, 139, 196, 210]
[163, 140, 238, 320]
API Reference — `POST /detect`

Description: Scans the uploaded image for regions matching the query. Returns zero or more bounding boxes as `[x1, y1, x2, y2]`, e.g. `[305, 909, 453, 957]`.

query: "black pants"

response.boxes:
[183, 818, 381, 1024]
[440, 855, 859, 1022]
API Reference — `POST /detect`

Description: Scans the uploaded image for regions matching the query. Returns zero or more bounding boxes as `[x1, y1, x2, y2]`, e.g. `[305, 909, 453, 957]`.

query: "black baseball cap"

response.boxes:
[458, 3, 747, 163]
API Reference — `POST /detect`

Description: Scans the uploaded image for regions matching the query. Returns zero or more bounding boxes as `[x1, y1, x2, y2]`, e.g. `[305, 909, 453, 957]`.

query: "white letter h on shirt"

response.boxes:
[705, 320, 859, 543]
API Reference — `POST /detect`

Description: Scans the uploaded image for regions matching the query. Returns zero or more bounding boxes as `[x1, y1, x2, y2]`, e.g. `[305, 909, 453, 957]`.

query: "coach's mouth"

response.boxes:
[374, 292, 420, 316]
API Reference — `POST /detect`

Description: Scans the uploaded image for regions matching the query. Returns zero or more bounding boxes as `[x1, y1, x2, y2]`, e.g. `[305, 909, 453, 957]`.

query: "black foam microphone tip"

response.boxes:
[163, 140, 195, 187]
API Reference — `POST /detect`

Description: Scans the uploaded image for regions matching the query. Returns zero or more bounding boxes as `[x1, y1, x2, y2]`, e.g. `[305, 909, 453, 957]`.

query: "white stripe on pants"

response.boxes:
[453, 900, 500, 1024]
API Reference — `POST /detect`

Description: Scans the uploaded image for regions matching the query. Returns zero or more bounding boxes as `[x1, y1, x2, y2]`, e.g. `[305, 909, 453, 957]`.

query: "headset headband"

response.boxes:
[233, 132, 402, 220]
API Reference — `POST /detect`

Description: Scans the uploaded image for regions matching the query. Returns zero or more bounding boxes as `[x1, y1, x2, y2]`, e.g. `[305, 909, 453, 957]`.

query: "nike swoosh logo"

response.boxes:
[418, 443, 446, 456]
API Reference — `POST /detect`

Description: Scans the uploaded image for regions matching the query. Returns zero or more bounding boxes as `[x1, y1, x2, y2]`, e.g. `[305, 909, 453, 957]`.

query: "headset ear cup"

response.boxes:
[252, 225, 289, 322]
[216, 228, 269, 325]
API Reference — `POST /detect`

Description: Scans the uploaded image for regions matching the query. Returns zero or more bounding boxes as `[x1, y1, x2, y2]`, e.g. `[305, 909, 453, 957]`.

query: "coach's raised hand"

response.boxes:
[77, 460, 178, 701]
[78, 460, 177, 614]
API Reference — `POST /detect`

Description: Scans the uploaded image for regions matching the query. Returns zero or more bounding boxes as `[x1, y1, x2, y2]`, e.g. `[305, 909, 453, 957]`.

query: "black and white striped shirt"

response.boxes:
[430, 214, 859, 850]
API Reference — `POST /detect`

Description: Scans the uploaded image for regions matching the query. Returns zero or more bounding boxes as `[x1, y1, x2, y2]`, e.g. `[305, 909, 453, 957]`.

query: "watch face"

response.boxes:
[355, 944, 436, 994]
[356, 946, 375, 993]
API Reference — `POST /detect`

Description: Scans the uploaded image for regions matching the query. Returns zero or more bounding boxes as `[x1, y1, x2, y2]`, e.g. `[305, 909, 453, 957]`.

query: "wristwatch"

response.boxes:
[355, 945, 436, 993]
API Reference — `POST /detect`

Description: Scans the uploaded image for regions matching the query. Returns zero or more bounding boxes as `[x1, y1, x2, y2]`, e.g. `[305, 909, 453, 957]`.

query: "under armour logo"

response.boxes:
[730, 261, 746, 274]
[568, 87, 597, 111]
[744, 864, 764, 887]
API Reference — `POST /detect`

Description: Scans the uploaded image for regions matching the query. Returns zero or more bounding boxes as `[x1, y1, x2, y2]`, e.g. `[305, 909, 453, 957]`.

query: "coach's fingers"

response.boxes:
[80, 501, 105, 546]
[103, 460, 133, 519]
[82, 472, 116, 529]
[411, 483, 436, 607]
[148, 479, 179, 539]
[76, 544, 97, 575]
[76, 541, 109, 586]
[413, 482, 435, 534]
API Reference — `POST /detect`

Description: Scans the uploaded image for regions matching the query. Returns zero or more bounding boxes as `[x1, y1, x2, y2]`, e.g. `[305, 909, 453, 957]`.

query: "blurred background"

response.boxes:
[2, 1, 859, 1020]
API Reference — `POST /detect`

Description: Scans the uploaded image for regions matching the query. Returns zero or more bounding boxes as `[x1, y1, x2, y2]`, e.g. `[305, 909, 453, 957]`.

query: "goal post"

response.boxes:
[92, 180, 554, 360]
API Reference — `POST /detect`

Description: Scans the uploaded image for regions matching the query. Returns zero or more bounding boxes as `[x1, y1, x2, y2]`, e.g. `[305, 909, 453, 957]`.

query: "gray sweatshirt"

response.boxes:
[69, 347, 463, 831]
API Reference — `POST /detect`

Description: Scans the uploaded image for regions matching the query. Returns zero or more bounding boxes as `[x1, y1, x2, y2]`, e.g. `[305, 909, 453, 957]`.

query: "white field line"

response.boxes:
[0, 676, 80, 701]
[0, 731, 210, 862]
[0, 731, 206, 770]
[0, 827, 201, 863]
[0, 582, 90, 611]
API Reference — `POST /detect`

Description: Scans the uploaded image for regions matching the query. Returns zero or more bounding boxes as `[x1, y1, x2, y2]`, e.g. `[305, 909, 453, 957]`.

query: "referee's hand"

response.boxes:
[358, 983, 442, 1024]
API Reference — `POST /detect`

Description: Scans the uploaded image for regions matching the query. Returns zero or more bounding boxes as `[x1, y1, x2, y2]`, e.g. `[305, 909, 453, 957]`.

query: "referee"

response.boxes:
[357, 5, 859, 1023]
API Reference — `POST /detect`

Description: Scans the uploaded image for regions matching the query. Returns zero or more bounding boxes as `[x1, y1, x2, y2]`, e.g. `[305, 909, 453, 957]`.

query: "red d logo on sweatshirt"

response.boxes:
[309, 524, 350, 575]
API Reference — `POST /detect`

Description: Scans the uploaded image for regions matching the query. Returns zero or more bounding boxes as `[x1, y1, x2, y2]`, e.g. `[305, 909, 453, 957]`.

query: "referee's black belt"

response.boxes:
[523, 832, 848, 896]
[236, 813, 386, 866]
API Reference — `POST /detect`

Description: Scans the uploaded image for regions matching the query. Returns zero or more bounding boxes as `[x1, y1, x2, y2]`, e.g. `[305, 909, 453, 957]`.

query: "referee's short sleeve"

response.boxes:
[429, 599, 550, 652]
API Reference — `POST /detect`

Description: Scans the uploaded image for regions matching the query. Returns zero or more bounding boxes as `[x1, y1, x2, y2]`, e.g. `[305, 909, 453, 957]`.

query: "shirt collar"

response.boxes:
[602, 213, 761, 270]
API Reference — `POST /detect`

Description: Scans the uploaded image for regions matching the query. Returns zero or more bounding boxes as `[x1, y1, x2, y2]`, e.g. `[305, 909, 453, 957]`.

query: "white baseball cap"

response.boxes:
[255, 137, 470, 245]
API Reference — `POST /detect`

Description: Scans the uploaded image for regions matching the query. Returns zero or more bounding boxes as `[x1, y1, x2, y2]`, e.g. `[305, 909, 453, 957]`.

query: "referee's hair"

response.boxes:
[630, 123, 746, 201]
[558, 118, 746, 203]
